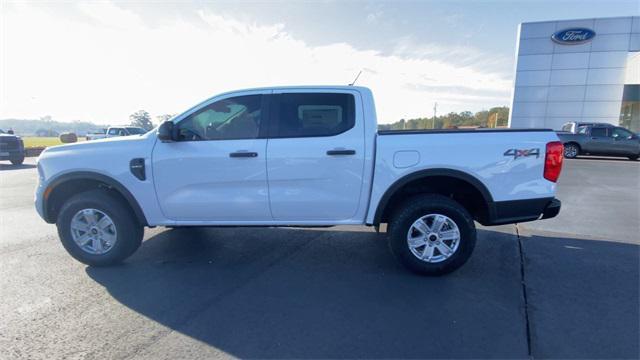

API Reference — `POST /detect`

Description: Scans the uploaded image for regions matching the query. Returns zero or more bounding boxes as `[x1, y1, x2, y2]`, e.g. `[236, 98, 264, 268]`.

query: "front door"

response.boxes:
[609, 127, 640, 156]
[152, 93, 271, 221]
[266, 91, 366, 221]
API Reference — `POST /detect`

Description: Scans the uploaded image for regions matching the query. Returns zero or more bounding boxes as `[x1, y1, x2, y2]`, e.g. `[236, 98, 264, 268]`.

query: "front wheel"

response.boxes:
[628, 155, 639, 161]
[388, 194, 476, 275]
[56, 190, 143, 266]
[563, 143, 579, 159]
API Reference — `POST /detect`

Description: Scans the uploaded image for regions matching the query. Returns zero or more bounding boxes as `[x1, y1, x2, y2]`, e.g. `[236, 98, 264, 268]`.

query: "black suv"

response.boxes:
[0, 129, 25, 165]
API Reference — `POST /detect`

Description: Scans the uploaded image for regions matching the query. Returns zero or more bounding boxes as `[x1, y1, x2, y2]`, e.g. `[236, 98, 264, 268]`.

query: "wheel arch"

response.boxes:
[43, 171, 148, 226]
[372, 168, 495, 226]
[564, 141, 581, 151]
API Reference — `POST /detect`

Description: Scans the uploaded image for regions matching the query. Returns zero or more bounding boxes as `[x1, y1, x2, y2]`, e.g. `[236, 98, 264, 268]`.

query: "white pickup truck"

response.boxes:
[35, 86, 563, 275]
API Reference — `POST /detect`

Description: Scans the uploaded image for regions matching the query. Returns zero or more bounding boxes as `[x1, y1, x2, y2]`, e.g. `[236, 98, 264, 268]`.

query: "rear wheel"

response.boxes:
[56, 190, 143, 266]
[387, 194, 476, 275]
[564, 143, 579, 159]
[10, 154, 24, 165]
[628, 155, 639, 161]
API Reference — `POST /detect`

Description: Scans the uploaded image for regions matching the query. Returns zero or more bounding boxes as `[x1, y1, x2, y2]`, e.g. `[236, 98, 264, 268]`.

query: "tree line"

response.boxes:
[378, 106, 510, 131]
[128, 111, 175, 131]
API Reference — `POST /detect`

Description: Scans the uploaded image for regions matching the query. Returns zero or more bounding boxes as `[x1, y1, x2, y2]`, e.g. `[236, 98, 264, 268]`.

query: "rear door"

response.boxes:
[583, 127, 610, 154]
[266, 90, 365, 221]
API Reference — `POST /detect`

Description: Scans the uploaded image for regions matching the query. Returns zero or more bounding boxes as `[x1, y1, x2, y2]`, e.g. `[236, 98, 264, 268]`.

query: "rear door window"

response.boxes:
[590, 128, 608, 137]
[272, 93, 355, 138]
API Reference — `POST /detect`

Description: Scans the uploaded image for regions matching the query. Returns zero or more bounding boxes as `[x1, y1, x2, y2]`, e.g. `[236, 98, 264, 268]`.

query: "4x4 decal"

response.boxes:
[504, 148, 540, 159]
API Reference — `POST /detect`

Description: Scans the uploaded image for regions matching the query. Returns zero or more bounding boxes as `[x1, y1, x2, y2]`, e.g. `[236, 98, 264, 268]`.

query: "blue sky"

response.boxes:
[1, 0, 638, 124]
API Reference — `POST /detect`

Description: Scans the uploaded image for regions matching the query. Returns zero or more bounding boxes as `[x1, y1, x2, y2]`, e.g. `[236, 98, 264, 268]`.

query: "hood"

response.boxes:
[40, 133, 155, 162]
[45, 133, 148, 152]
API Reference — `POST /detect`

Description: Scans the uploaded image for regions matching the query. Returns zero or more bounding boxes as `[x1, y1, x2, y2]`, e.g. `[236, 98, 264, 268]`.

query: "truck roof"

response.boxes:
[214, 85, 371, 94]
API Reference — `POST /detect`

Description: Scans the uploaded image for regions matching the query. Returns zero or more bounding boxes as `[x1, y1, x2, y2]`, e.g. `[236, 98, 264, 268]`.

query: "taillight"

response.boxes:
[544, 141, 564, 182]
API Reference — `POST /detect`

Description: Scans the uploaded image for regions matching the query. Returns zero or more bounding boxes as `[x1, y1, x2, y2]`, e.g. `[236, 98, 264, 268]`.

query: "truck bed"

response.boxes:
[366, 128, 560, 225]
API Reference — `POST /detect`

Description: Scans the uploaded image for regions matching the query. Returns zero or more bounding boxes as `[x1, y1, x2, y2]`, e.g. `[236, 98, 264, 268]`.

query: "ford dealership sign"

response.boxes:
[552, 28, 596, 44]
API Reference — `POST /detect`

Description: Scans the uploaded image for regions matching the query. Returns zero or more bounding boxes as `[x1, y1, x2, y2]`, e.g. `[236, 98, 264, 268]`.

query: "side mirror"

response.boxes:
[157, 121, 175, 142]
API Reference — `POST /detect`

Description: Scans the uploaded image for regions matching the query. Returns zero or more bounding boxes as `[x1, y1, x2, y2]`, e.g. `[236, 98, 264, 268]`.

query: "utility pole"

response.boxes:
[432, 102, 438, 129]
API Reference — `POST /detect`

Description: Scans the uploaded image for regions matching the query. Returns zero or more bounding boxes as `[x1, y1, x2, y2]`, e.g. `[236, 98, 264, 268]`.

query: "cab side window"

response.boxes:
[108, 128, 121, 135]
[273, 93, 355, 138]
[177, 95, 263, 141]
[611, 127, 633, 139]
[590, 128, 608, 137]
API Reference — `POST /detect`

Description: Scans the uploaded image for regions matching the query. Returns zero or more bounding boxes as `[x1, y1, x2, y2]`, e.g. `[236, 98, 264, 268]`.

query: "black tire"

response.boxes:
[10, 155, 24, 165]
[387, 194, 476, 276]
[628, 155, 639, 161]
[56, 189, 143, 266]
[563, 143, 579, 159]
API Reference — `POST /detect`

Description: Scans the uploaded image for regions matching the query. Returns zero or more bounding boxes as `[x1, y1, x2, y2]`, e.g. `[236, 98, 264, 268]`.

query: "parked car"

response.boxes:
[35, 86, 563, 275]
[560, 121, 614, 133]
[0, 129, 25, 165]
[86, 127, 146, 140]
[557, 124, 640, 160]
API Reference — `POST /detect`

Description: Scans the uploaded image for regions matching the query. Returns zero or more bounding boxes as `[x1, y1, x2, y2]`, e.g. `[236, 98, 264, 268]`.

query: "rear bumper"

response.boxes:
[0, 150, 24, 160]
[541, 198, 561, 219]
[486, 197, 561, 225]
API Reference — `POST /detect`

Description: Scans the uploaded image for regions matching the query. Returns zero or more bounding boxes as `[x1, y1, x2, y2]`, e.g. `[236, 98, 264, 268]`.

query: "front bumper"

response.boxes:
[0, 150, 24, 160]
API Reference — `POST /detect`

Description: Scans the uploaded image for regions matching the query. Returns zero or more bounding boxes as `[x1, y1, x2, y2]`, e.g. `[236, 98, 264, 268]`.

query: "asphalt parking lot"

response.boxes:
[1, 157, 638, 359]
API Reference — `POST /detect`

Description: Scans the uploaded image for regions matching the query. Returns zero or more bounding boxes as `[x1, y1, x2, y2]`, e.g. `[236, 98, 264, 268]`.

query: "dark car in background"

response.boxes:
[557, 124, 640, 160]
[0, 129, 25, 165]
[560, 121, 614, 133]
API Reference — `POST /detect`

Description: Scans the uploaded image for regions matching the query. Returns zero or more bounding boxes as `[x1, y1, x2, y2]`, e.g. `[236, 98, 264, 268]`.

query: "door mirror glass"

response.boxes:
[157, 121, 175, 142]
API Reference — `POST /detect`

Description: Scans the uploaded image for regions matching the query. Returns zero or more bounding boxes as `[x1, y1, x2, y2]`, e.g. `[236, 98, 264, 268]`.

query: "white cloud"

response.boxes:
[0, 2, 512, 124]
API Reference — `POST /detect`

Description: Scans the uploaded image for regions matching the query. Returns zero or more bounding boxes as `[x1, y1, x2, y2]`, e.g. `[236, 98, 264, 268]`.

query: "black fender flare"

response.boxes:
[372, 168, 495, 225]
[43, 171, 148, 226]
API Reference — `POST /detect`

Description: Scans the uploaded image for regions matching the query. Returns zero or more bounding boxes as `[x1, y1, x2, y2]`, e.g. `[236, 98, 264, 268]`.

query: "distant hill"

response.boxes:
[0, 118, 108, 136]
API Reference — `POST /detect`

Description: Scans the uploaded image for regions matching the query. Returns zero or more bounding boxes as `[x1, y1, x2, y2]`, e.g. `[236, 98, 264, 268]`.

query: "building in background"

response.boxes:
[509, 16, 640, 132]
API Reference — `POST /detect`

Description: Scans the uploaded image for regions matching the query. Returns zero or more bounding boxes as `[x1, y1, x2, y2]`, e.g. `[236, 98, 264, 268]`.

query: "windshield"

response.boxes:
[125, 127, 146, 135]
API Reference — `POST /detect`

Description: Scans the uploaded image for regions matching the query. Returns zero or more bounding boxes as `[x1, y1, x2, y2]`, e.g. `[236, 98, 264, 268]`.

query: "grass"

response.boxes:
[22, 136, 86, 149]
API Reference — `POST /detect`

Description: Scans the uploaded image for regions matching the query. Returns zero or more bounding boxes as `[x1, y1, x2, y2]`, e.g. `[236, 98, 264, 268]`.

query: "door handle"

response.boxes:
[229, 151, 258, 158]
[327, 149, 356, 156]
